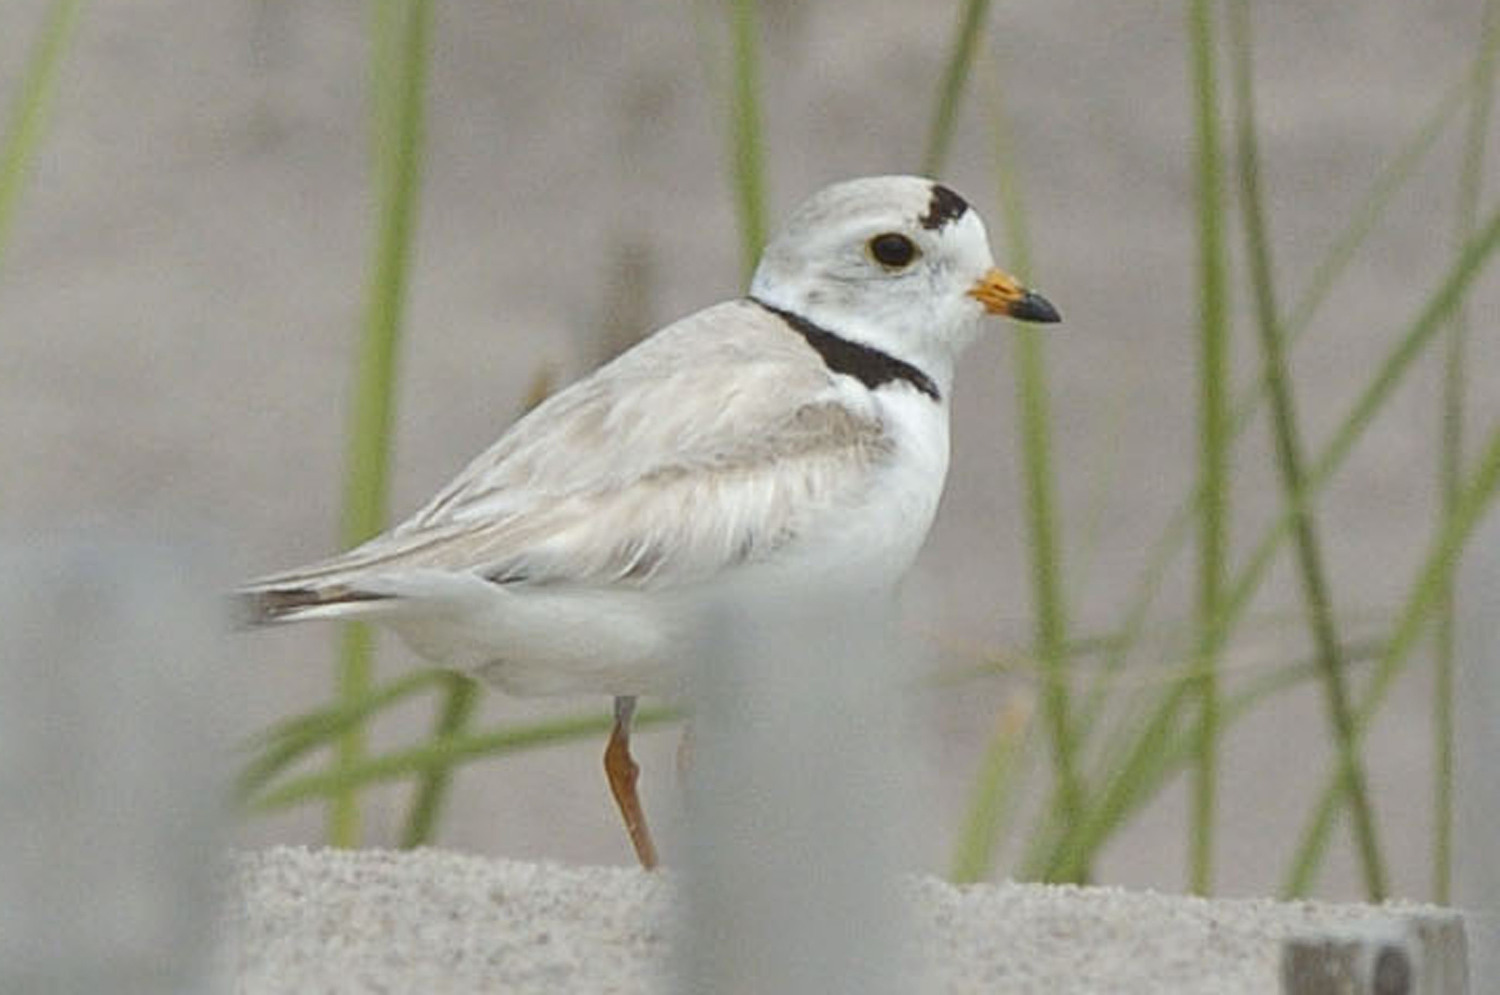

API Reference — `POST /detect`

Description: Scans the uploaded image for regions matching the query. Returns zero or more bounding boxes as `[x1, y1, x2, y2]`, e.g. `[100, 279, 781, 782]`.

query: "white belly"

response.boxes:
[384, 392, 953, 699]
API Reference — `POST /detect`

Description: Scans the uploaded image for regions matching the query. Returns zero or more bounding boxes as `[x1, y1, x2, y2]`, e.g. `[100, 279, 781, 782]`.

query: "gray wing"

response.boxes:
[242, 300, 892, 617]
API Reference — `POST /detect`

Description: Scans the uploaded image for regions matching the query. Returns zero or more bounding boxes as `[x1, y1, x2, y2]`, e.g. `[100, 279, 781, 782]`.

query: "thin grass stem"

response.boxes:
[728, 0, 768, 283]
[1283, 418, 1500, 897]
[1044, 199, 1500, 883]
[1020, 636, 1381, 880]
[1228, 0, 1386, 899]
[0, 0, 85, 270]
[948, 694, 1033, 883]
[1282, 68, 1480, 338]
[399, 672, 480, 847]
[987, 57, 1084, 879]
[1130, 640, 1385, 844]
[1075, 609, 1381, 796]
[331, 0, 431, 846]
[237, 669, 446, 802]
[1433, 0, 1499, 905]
[1185, 0, 1231, 896]
[250, 706, 680, 813]
[1073, 51, 1483, 756]
[921, 0, 992, 176]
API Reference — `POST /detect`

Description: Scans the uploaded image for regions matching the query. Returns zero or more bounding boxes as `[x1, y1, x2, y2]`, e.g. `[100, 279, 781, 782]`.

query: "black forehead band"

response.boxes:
[918, 184, 969, 230]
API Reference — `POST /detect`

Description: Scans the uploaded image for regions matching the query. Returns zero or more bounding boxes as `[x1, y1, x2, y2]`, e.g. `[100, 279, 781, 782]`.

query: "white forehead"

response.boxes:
[774, 175, 970, 243]
[750, 177, 996, 294]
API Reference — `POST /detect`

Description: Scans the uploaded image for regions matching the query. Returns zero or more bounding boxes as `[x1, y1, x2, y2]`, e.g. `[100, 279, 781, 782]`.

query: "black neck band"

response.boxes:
[750, 297, 941, 402]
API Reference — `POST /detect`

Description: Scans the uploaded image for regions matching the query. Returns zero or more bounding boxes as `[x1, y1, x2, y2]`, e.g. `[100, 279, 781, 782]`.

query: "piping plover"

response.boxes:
[240, 175, 1060, 867]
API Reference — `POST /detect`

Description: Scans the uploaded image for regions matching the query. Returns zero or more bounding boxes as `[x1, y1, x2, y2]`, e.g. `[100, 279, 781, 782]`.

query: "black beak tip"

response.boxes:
[1013, 290, 1061, 324]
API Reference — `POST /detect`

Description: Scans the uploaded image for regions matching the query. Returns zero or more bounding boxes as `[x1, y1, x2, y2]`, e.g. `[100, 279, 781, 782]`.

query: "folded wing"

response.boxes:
[240, 301, 892, 622]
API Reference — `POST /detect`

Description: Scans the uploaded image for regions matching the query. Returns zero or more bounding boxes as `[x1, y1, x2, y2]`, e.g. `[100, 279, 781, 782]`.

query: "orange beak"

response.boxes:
[968, 268, 1061, 323]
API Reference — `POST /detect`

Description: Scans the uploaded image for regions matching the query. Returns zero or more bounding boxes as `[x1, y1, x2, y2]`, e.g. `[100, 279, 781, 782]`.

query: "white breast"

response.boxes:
[718, 381, 952, 600]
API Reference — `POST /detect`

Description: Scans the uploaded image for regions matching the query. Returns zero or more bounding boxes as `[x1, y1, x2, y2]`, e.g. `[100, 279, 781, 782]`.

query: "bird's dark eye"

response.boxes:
[867, 232, 919, 269]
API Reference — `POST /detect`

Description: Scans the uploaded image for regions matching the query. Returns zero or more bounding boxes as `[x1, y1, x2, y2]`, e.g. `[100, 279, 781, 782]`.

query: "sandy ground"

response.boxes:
[224, 847, 1464, 994]
[3, 0, 1499, 899]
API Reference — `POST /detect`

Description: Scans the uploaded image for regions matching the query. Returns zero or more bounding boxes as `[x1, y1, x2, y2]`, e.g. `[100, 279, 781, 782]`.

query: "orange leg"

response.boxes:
[604, 696, 659, 870]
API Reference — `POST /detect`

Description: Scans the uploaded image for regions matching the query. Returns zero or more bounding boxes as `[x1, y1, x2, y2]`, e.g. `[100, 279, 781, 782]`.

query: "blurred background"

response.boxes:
[2, 0, 1497, 901]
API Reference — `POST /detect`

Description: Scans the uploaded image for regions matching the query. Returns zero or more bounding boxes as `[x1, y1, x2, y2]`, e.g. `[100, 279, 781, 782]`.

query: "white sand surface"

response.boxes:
[225, 847, 1457, 994]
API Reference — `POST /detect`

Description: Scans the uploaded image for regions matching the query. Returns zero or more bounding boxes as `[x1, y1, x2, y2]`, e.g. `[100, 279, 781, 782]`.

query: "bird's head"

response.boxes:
[750, 176, 1059, 377]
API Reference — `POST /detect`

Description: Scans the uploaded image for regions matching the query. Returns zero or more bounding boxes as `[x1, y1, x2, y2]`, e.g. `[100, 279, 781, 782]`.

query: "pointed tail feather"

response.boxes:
[233, 568, 500, 630]
[233, 583, 395, 628]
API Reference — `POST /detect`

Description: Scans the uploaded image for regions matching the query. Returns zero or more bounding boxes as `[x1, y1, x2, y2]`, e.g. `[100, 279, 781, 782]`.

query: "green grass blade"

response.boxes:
[1432, 0, 1498, 904]
[1124, 650, 1383, 864]
[399, 672, 480, 847]
[1233, 200, 1500, 608]
[1044, 199, 1500, 882]
[1228, 0, 1385, 899]
[331, 629, 374, 843]
[249, 706, 680, 813]
[936, 607, 1336, 691]
[331, 0, 432, 846]
[1043, 681, 1191, 882]
[237, 669, 446, 802]
[1283, 417, 1500, 897]
[986, 58, 1083, 877]
[949, 694, 1033, 883]
[1134, 23, 1494, 901]
[921, 0, 992, 176]
[1073, 50, 1483, 758]
[728, 0, 768, 283]
[1077, 608, 1382, 793]
[0, 0, 85, 270]
[1103, 640, 1384, 864]
[1283, 73, 1478, 339]
[1185, 0, 1231, 896]
[1184, 196, 1500, 715]
[1019, 635, 1381, 880]
[1073, 479, 1194, 742]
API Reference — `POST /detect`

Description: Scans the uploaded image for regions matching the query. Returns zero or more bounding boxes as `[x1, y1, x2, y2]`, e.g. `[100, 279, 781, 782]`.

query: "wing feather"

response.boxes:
[244, 300, 892, 601]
